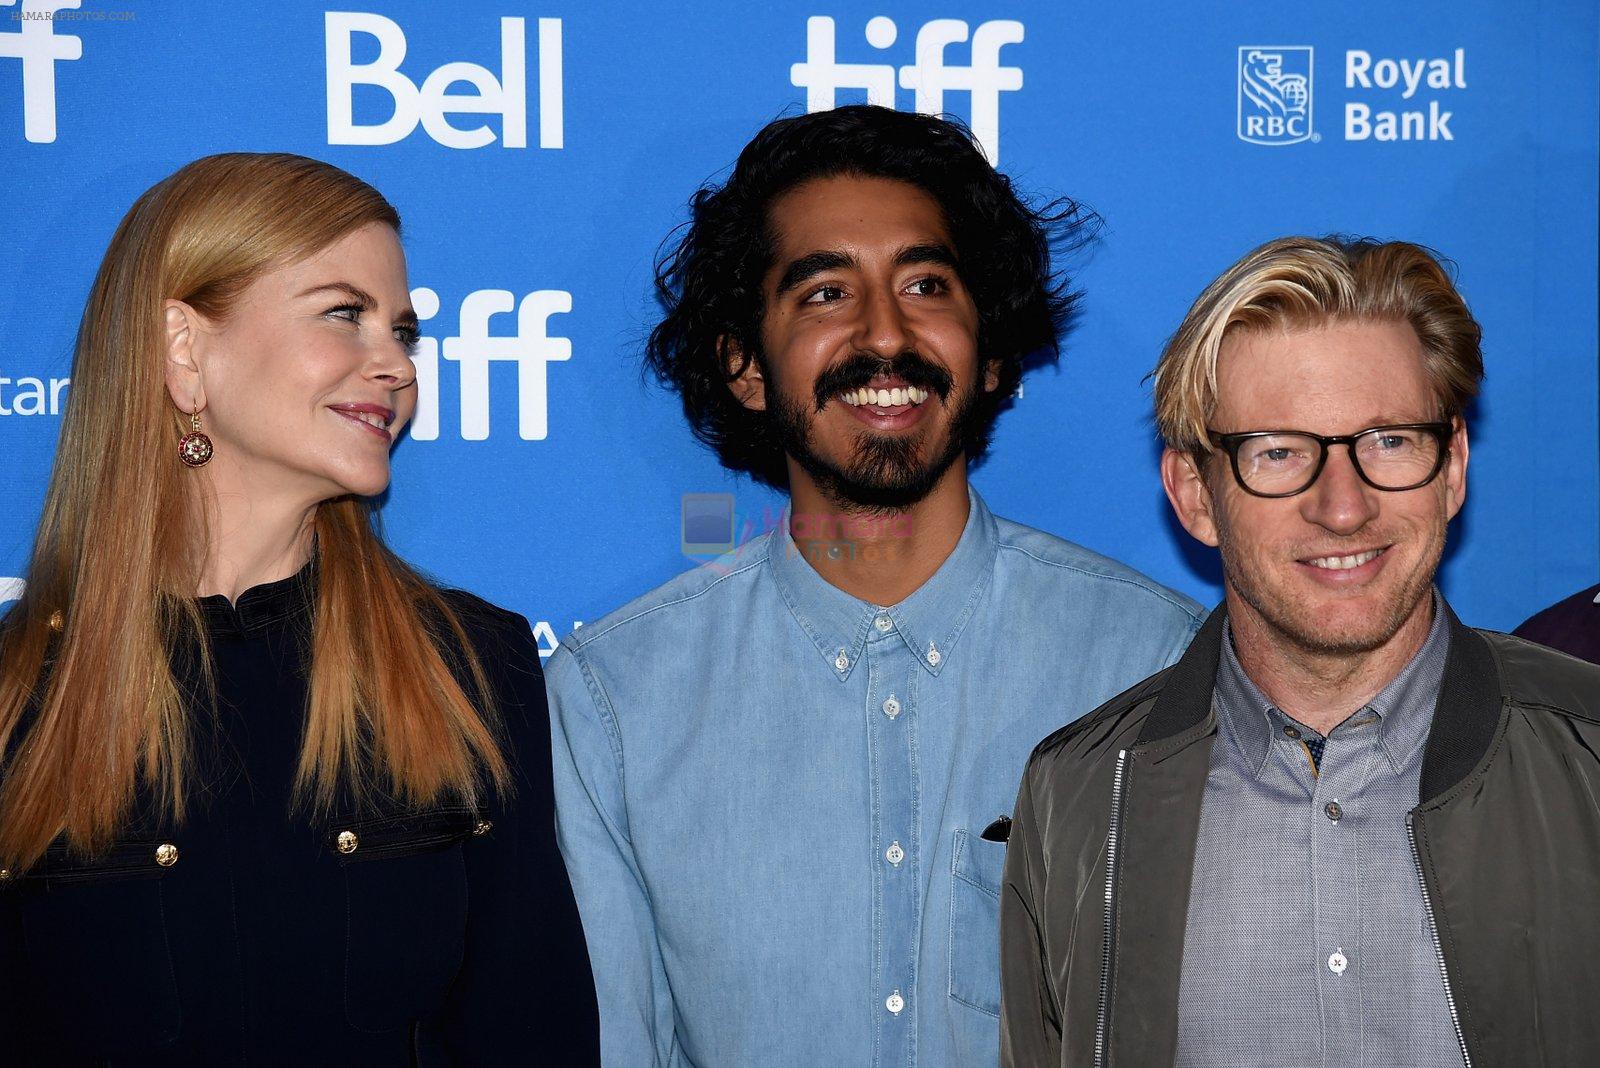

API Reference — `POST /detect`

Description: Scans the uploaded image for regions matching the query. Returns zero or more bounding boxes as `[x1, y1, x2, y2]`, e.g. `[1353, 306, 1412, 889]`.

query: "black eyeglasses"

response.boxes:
[1207, 422, 1453, 498]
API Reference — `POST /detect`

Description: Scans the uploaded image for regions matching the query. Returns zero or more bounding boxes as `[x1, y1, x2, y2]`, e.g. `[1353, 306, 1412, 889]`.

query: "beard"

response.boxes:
[767, 349, 984, 514]
[1215, 504, 1446, 658]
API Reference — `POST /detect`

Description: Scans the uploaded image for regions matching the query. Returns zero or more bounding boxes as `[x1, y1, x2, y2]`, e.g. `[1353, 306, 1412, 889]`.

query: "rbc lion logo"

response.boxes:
[1237, 46, 1313, 145]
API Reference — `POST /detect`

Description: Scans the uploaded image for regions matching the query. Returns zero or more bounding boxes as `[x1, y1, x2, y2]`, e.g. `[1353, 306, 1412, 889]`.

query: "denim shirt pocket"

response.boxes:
[5, 837, 184, 1055]
[327, 805, 480, 1033]
[948, 827, 1006, 1018]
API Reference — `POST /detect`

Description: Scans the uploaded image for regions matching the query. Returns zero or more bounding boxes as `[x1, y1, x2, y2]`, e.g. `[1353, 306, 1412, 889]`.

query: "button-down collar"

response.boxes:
[765, 486, 999, 680]
[1214, 589, 1451, 778]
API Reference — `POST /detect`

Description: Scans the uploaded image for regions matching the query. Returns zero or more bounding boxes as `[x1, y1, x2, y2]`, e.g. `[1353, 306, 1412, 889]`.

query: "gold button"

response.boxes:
[473, 819, 493, 837]
[0, 868, 11, 882]
[336, 830, 359, 854]
[155, 843, 179, 868]
[47, 609, 63, 632]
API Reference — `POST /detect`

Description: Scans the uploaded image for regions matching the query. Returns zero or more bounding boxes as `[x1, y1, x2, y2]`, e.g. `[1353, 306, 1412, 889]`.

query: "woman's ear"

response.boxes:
[164, 300, 207, 413]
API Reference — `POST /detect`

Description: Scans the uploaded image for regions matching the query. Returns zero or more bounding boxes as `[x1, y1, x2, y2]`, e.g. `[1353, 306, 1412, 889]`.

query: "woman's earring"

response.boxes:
[177, 407, 213, 467]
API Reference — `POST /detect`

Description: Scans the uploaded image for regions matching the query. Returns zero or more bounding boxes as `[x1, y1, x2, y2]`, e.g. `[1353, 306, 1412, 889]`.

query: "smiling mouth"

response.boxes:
[832, 370, 936, 415]
[838, 385, 931, 409]
[329, 404, 395, 437]
[1302, 547, 1388, 571]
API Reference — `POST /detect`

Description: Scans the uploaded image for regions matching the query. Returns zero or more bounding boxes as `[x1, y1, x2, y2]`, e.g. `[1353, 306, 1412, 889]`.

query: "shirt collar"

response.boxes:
[196, 557, 317, 637]
[1215, 588, 1451, 778]
[765, 485, 999, 682]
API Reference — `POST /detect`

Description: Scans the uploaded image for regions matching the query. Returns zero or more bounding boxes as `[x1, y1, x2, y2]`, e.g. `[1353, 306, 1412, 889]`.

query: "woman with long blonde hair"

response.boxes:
[0, 153, 596, 1062]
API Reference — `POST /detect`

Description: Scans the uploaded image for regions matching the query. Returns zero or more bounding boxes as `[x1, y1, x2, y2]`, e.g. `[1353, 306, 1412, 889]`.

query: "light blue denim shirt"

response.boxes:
[547, 488, 1203, 1067]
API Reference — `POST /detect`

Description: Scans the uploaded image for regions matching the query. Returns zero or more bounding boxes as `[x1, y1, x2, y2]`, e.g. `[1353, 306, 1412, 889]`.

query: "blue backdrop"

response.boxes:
[2, 0, 1596, 656]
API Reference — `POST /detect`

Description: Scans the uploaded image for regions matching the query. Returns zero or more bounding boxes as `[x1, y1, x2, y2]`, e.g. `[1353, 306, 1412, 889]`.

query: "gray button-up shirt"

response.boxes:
[1176, 597, 1463, 1067]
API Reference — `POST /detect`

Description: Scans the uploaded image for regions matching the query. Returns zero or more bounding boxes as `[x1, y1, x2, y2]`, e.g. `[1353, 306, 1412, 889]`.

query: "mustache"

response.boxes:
[811, 352, 955, 411]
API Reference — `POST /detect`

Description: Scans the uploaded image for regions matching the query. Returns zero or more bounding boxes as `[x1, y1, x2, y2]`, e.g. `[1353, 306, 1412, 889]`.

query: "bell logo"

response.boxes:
[790, 16, 1024, 164]
[325, 12, 562, 149]
[0, 0, 83, 143]
[408, 287, 572, 442]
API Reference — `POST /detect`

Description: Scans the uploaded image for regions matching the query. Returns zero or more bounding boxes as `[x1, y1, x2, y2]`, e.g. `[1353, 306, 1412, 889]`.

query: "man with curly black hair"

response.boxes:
[547, 105, 1202, 1066]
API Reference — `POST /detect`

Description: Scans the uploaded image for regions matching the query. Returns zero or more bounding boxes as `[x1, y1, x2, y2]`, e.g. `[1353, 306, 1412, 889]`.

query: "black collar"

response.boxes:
[195, 560, 316, 638]
[1137, 599, 1504, 805]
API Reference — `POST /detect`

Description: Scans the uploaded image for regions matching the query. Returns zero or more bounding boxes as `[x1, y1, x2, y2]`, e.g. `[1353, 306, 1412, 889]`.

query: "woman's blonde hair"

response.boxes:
[0, 153, 508, 873]
[1153, 235, 1484, 455]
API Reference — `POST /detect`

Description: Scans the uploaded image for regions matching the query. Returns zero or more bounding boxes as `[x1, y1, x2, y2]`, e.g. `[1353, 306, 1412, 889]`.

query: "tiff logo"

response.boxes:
[326, 12, 562, 149]
[0, 0, 82, 143]
[408, 287, 572, 441]
[790, 15, 1023, 163]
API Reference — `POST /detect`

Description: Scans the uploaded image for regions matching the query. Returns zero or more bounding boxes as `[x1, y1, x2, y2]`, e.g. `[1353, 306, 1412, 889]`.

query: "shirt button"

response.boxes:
[835, 650, 850, 672]
[885, 990, 905, 1015]
[886, 841, 904, 867]
[883, 695, 901, 719]
[1325, 801, 1343, 822]
[1283, 724, 1301, 740]
[875, 615, 893, 632]
[154, 843, 179, 868]
[1328, 949, 1348, 975]
[926, 645, 941, 667]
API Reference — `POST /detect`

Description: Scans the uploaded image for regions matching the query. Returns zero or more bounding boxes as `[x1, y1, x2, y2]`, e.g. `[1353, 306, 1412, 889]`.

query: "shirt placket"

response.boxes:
[865, 614, 920, 1066]
[1304, 721, 1379, 1068]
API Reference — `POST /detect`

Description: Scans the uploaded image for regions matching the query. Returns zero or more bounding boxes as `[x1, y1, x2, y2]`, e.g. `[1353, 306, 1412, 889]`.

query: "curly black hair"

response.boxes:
[646, 104, 1096, 488]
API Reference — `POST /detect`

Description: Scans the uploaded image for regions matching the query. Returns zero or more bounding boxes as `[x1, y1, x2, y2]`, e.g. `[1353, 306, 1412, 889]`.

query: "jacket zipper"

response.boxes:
[1406, 812, 1471, 1067]
[1094, 749, 1129, 1068]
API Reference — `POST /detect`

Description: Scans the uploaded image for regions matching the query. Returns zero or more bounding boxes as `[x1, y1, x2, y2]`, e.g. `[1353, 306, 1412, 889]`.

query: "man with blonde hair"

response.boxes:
[999, 236, 1600, 1066]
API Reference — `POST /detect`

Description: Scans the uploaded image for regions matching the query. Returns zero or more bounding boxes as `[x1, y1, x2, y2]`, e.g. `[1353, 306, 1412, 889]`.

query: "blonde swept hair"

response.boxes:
[0, 153, 509, 873]
[1152, 236, 1484, 456]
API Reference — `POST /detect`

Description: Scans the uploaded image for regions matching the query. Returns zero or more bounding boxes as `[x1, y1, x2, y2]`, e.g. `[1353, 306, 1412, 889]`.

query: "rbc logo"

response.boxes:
[790, 16, 1023, 164]
[1238, 46, 1314, 145]
[0, 0, 82, 143]
[407, 287, 572, 441]
[325, 12, 563, 149]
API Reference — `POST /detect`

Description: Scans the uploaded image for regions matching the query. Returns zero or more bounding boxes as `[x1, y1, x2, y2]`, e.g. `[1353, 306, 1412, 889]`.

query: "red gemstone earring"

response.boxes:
[177, 407, 213, 467]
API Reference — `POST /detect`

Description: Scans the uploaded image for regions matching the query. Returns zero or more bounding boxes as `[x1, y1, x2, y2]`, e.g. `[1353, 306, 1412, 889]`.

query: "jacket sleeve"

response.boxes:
[425, 615, 600, 1065]
[546, 641, 677, 1066]
[1000, 755, 1063, 1066]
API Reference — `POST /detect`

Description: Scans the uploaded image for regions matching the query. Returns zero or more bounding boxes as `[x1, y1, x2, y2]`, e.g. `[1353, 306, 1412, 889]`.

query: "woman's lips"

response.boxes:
[328, 404, 394, 441]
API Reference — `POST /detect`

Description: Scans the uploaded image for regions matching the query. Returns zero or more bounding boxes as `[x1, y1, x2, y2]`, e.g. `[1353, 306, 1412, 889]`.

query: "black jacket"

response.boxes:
[0, 567, 598, 1065]
[1000, 601, 1600, 1067]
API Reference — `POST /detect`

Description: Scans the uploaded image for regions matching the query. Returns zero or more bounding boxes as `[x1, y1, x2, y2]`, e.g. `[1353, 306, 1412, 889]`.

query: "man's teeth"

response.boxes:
[1306, 549, 1383, 571]
[840, 386, 929, 407]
